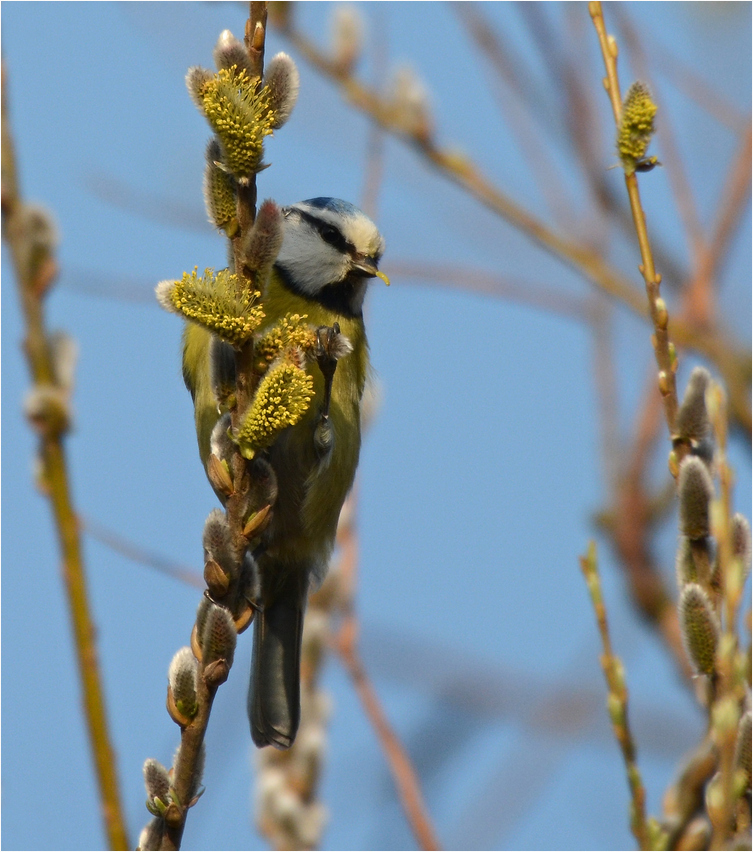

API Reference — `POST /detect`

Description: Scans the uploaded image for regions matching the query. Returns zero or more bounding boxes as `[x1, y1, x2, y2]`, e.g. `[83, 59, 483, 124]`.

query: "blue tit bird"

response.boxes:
[181, 198, 387, 749]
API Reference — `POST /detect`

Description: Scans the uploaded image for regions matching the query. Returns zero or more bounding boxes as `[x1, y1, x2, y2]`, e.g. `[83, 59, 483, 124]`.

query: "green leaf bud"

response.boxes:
[241, 198, 284, 277]
[678, 456, 713, 540]
[242, 503, 272, 539]
[263, 52, 300, 129]
[235, 357, 314, 458]
[679, 583, 720, 675]
[675, 367, 711, 443]
[618, 81, 658, 176]
[143, 757, 171, 802]
[213, 29, 254, 77]
[168, 647, 199, 721]
[201, 601, 237, 668]
[203, 138, 238, 237]
[156, 268, 264, 346]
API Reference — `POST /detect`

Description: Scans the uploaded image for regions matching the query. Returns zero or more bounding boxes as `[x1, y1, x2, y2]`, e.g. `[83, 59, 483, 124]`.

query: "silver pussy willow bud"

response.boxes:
[16, 204, 58, 283]
[209, 335, 237, 408]
[241, 198, 284, 275]
[168, 647, 199, 720]
[675, 367, 711, 443]
[678, 456, 714, 540]
[675, 537, 696, 588]
[390, 65, 433, 143]
[331, 5, 363, 73]
[213, 29, 254, 77]
[195, 593, 213, 643]
[731, 514, 751, 579]
[202, 508, 237, 574]
[735, 710, 752, 789]
[138, 818, 164, 851]
[49, 331, 78, 396]
[264, 53, 300, 129]
[143, 757, 171, 801]
[210, 413, 234, 463]
[679, 583, 720, 676]
[201, 601, 237, 667]
[186, 66, 215, 109]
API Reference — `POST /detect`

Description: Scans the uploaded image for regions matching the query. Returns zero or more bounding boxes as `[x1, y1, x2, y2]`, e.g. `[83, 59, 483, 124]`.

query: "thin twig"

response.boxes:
[335, 612, 441, 851]
[83, 516, 203, 589]
[589, 2, 681, 447]
[686, 125, 752, 326]
[1, 65, 129, 851]
[455, 3, 575, 230]
[388, 260, 588, 320]
[612, 7, 705, 265]
[580, 541, 650, 849]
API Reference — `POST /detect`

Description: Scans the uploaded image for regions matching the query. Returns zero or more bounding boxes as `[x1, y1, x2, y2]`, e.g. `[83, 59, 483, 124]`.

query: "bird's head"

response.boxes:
[273, 197, 388, 317]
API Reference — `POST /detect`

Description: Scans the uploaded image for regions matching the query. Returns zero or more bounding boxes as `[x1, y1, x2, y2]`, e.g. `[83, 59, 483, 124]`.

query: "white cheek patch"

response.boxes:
[278, 228, 348, 295]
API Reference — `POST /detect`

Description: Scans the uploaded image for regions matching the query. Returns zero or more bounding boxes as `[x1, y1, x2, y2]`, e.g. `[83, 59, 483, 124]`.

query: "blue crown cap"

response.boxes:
[302, 197, 362, 218]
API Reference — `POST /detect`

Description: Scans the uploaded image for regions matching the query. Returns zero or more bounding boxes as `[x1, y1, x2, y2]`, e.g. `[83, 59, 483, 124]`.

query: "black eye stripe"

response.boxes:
[295, 208, 354, 255]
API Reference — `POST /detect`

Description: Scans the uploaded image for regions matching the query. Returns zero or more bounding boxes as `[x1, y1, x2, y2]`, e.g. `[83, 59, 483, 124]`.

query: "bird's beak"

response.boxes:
[352, 257, 390, 286]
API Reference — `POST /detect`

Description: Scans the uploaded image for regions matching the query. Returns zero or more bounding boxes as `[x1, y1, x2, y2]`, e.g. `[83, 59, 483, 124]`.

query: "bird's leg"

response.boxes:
[313, 323, 352, 459]
[314, 322, 352, 418]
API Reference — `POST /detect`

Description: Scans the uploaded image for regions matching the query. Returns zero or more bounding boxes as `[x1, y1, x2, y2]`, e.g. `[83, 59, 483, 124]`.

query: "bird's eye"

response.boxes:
[320, 225, 341, 246]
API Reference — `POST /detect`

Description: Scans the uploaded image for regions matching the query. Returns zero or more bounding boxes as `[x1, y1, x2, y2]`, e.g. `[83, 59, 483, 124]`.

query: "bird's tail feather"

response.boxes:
[248, 579, 305, 749]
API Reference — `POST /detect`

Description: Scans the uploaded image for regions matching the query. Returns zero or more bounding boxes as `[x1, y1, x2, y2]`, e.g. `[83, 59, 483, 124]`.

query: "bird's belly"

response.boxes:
[262, 378, 360, 586]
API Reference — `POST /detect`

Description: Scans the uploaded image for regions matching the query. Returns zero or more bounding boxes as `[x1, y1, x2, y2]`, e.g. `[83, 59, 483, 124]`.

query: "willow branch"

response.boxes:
[580, 542, 649, 849]
[335, 615, 441, 851]
[1, 66, 129, 851]
[331, 489, 440, 851]
[589, 2, 683, 450]
[155, 7, 269, 850]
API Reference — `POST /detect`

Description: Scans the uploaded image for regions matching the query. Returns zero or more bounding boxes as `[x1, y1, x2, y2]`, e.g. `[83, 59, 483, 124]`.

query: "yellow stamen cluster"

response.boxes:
[198, 67, 274, 179]
[617, 82, 657, 175]
[236, 358, 314, 458]
[166, 268, 264, 346]
[254, 313, 317, 373]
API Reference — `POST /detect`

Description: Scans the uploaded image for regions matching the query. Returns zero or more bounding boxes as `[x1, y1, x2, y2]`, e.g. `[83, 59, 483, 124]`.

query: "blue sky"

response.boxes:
[2, 3, 751, 850]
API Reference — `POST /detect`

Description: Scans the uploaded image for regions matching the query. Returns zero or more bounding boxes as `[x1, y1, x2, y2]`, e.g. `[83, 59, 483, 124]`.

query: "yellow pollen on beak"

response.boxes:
[375, 270, 390, 286]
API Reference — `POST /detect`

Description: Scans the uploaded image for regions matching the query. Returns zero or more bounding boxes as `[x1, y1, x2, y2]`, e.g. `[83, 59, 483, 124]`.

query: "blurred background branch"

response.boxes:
[1, 67, 129, 851]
